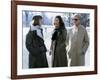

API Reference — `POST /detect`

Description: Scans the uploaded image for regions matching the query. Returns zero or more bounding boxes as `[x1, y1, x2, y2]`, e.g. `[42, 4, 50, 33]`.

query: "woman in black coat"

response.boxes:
[50, 16, 68, 67]
[26, 15, 48, 68]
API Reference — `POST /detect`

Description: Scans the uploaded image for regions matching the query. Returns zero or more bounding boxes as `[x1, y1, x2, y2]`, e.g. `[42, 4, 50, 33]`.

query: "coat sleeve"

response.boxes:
[62, 29, 67, 42]
[82, 29, 89, 54]
[25, 32, 44, 56]
[58, 29, 67, 49]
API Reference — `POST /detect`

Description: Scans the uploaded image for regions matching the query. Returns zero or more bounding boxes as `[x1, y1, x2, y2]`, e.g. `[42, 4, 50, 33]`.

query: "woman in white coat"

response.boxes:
[66, 14, 89, 66]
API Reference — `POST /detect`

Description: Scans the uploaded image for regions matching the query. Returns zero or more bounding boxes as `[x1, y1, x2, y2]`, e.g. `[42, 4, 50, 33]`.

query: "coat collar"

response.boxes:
[30, 24, 43, 39]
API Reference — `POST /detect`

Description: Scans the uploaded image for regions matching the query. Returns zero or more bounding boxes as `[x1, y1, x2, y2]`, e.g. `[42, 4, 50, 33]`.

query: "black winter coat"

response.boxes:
[26, 30, 48, 68]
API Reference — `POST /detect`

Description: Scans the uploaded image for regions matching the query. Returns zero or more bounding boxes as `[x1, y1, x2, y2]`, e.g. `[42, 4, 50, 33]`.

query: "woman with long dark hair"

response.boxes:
[50, 16, 68, 67]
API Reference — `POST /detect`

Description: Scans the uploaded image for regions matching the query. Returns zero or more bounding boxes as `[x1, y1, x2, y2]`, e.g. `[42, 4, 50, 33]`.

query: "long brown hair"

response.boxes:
[32, 15, 42, 26]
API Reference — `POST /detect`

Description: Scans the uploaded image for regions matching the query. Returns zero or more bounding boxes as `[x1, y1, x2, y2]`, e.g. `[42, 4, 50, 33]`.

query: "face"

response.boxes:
[38, 18, 43, 27]
[72, 16, 80, 26]
[54, 18, 60, 28]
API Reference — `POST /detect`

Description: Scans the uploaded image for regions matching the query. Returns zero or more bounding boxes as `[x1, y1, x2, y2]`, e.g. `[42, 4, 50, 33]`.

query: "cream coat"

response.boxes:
[66, 25, 89, 66]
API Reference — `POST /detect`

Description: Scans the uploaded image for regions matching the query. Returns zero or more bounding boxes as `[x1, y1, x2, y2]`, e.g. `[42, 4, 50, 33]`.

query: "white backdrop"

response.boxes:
[0, 0, 100, 80]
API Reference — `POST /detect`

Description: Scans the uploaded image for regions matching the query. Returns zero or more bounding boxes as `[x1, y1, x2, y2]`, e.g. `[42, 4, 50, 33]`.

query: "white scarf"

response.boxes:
[30, 23, 43, 39]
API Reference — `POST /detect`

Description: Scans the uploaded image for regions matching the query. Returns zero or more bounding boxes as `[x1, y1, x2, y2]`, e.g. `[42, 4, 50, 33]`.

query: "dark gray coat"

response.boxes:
[50, 28, 68, 67]
[26, 30, 48, 68]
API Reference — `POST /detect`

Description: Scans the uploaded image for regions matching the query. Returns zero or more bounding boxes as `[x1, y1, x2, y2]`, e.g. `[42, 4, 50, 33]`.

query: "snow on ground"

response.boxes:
[22, 26, 90, 69]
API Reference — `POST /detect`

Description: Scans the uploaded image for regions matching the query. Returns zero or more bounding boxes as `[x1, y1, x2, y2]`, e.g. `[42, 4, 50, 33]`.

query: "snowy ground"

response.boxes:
[22, 26, 90, 69]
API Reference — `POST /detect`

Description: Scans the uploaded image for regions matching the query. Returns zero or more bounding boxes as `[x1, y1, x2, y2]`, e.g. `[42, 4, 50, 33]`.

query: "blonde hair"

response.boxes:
[72, 14, 81, 20]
